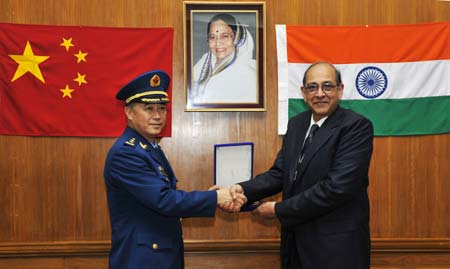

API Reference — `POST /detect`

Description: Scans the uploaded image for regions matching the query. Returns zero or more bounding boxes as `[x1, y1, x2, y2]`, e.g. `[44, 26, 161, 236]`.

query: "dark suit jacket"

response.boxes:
[104, 127, 217, 269]
[240, 106, 373, 269]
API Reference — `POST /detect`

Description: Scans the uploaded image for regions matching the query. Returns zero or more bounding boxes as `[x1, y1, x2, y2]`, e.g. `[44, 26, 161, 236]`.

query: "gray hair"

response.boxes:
[302, 62, 342, 86]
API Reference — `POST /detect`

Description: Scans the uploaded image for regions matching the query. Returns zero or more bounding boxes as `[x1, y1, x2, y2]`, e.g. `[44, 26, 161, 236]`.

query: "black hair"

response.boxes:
[207, 13, 238, 37]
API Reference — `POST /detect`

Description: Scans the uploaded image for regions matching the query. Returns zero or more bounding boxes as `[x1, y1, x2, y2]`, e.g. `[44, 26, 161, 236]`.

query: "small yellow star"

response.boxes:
[9, 41, 50, 83]
[74, 72, 87, 86]
[60, 37, 75, 52]
[60, 84, 74, 98]
[74, 50, 88, 63]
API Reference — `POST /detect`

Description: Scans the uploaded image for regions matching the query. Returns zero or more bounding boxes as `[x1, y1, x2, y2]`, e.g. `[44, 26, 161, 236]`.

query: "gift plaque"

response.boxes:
[214, 142, 254, 187]
[214, 142, 261, 211]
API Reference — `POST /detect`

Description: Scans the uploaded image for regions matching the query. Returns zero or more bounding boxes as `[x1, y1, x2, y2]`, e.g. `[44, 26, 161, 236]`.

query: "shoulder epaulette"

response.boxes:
[124, 137, 136, 147]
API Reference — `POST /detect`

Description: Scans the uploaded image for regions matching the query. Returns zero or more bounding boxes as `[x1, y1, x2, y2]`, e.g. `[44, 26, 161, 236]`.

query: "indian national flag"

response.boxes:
[276, 22, 450, 136]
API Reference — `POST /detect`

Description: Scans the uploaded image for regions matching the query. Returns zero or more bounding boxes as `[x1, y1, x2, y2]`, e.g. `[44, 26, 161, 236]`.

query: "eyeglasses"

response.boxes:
[304, 82, 338, 94]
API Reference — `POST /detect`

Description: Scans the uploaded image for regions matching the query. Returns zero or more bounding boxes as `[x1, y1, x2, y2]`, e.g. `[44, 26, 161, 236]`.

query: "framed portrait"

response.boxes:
[184, 1, 266, 111]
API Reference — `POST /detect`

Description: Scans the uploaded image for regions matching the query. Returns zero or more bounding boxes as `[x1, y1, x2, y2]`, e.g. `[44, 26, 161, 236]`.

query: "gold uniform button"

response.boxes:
[152, 243, 158, 250]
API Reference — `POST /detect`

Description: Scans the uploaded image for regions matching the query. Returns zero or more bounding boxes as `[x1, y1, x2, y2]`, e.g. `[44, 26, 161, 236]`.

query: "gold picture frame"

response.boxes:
[184, 1, 266, 111]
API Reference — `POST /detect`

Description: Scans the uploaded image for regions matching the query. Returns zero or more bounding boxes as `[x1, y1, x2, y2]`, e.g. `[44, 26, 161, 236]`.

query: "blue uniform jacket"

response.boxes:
[104, 127, 217, 269]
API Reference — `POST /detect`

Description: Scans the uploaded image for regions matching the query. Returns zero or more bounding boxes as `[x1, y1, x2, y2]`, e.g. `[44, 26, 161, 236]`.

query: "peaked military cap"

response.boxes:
[116, 70, 170, 105]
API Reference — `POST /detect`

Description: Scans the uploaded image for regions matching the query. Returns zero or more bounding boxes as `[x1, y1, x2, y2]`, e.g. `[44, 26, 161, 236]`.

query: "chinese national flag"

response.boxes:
[0, 23, 173, 137]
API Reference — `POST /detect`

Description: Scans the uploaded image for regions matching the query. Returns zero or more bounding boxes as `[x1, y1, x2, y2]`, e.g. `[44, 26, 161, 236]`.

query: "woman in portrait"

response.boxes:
[192, 13, 257, 104]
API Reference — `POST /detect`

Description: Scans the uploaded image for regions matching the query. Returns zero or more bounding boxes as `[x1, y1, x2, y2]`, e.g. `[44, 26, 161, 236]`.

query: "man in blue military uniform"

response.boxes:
[104, 70, 242, 269]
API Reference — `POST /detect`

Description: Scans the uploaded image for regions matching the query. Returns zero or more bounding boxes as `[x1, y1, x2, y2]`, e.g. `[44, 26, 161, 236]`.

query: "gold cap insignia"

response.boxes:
[150, 75, 160, 87]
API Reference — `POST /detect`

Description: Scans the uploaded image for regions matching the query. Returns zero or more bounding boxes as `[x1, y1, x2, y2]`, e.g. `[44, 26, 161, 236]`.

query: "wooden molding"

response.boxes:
[371, 238, 450, 253]
[1, 238, 450, 257]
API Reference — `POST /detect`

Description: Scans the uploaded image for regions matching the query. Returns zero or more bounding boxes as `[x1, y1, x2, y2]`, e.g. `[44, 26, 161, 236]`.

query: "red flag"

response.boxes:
[0, 23, 173, 137]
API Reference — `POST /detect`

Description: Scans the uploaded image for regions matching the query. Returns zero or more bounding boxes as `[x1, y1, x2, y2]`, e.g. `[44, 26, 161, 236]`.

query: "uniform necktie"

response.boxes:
[294, 124, 319, 181]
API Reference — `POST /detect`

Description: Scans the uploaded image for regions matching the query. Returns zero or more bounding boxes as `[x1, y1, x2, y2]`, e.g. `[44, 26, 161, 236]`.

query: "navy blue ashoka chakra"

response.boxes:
[355, 66, 388, 99]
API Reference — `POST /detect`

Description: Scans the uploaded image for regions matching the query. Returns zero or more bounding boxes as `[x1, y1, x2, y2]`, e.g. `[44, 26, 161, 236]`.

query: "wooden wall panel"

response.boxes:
[370, 136, 450, 238]
[1, 0, 450, 268]
[0, 137, 112, 242]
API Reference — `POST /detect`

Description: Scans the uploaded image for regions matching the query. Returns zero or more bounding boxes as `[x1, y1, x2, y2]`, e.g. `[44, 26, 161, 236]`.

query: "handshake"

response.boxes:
[211, 185, 277, 218]
[212, 184, 248, 213]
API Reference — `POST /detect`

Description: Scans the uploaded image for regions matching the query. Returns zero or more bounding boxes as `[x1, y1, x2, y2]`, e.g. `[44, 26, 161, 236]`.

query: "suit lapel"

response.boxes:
[148, 146, 177, 188]
[296, 107, 344, 180]
[288, 111, 311, 182]
[128, 127, 178, 189]
[156, 147, 176, 183]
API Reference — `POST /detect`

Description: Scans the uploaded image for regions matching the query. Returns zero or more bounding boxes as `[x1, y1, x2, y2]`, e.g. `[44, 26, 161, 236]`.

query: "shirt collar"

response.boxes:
[308, 114, 328, 129]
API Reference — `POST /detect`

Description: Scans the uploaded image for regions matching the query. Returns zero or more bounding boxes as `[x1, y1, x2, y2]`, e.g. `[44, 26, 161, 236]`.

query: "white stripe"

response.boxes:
[288, 60, 450, 99]
[276, 24, 289, 133]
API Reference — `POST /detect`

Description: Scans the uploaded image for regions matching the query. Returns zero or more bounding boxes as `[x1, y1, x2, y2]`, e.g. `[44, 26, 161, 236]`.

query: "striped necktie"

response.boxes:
[301, 124, 319, 159]
[294, 124, 319, 181]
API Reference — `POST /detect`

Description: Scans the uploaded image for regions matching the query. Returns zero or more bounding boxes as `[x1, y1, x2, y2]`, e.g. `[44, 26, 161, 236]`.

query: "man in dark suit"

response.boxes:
[230, 62, 373, 269]
[104, 70, 243, 269]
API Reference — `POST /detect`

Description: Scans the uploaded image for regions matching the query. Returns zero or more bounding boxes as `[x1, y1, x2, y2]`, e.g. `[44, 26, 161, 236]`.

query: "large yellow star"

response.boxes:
[74, 50, 88, 63]
[60, 37, 74, 52]
[9, 41, 50, 83]
[60, 84, 74, 98]
[74, 72, 87, 86]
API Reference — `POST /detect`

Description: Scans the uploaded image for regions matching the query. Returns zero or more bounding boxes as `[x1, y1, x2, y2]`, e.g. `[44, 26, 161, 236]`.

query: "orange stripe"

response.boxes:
[286, 21, 450, 64]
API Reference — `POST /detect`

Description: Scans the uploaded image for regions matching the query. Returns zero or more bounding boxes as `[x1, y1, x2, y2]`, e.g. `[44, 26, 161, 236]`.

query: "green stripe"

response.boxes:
[288, 96, 450, 136]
